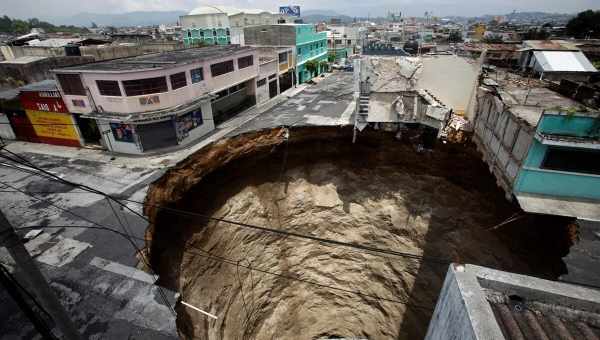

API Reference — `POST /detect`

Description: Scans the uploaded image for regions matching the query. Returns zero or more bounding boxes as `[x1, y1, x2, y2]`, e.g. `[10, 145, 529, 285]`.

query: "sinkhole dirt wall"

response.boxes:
[144, 126, 574, 340]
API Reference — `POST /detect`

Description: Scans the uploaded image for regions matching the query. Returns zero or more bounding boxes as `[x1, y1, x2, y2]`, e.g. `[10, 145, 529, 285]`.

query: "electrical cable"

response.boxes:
[0, 181, 176, 316]
[0, 224, 434, 312]
[184, 246, 435, 311]
[0, 150, 450, 265]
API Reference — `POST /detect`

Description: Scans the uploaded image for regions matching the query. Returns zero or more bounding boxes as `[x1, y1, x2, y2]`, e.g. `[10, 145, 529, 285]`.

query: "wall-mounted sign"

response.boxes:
[110, 123, 135, 143]
[139, 95, 160, 106]
[279, 6, 300, 17]
[25, 110, 80, 145]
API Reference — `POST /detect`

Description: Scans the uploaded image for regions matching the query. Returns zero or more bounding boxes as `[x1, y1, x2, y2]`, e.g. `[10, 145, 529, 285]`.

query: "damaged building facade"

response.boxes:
[474, 74, 600, 220]
[53, 46, 261, 154]
[354, 54, 479, 144]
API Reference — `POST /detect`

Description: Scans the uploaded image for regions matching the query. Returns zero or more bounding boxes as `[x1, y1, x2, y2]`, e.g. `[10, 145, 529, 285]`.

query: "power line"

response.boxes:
[184, 246, 435, 311]
[0, 149, 450, 265]
[0, 181, 176, 316]
[0, 223, 435, 311]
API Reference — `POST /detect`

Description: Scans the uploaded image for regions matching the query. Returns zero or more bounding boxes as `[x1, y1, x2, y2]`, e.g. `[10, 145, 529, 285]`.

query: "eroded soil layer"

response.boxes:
[145, 126, 573, 340]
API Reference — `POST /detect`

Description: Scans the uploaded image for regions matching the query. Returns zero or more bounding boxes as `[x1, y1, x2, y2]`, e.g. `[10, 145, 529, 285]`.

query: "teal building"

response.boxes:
[514, 111, 600, 201]
[474, 80, 600, 220]
[244, 24, 328, 84]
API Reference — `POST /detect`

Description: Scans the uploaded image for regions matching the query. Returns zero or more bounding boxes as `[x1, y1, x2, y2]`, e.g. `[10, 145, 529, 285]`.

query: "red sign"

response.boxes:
[20, 89, 69, 113]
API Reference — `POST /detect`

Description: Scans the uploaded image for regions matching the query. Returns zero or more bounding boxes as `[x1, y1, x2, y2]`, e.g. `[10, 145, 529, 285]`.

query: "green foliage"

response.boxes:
[319, 60, 329, 72]
[522, 28, 550, 40]
[0, 15, 89, 34]
[481, 34, 503, 43]
[305, 59, 319, 77]
[566, 10, 600, 38]
[593, 60, 600, 70]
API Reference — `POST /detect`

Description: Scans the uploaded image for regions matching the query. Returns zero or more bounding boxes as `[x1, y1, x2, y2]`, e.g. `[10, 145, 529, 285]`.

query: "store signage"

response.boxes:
[139, 95, 160, 106]
[25, 110, 80, 141]
[279, 6, 300, 17]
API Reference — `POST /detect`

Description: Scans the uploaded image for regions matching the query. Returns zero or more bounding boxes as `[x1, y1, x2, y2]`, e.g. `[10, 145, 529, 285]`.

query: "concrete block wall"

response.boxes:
[473, 89, 534, 198]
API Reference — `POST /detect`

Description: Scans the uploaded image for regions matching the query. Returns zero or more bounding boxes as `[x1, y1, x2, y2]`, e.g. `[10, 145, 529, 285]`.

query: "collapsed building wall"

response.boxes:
[144, 126, 574, 340]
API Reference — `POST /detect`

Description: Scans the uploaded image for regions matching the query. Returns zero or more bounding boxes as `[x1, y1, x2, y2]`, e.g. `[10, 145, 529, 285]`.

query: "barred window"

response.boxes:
[170, 72, 187, 90]
[210, 60, 234, 77]
[57, 73, 85, 95]
[122, 76, 168, 96]
[96, 80, 121, 96]
[237, 55, 254, 69]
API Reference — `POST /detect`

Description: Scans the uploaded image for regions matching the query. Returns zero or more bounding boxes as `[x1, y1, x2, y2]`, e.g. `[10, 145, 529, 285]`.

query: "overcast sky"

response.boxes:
[1, 0, 598, 19]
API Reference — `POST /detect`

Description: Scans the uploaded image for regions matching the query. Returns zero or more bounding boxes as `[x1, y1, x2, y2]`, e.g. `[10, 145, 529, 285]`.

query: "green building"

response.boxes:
[244, 24, 328, 84]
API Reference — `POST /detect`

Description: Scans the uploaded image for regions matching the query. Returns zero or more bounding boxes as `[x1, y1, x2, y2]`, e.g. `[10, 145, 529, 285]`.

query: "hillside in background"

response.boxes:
[50, 11, 186, 27]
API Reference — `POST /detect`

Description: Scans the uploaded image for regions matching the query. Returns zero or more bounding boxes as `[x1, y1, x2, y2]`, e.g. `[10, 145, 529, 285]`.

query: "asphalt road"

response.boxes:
[0, 70, 358, 339]
[231, 71, 356, 135]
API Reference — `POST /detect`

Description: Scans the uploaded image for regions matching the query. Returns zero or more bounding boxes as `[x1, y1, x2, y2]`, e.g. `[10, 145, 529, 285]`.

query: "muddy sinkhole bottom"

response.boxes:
[148, 129, 571, 340]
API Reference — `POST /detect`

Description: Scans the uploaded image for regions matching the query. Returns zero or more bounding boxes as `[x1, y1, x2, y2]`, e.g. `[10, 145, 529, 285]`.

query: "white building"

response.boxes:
[327, 25, 367, 60]
[180, 6, 294, 46]
[53, 46, 260, 154]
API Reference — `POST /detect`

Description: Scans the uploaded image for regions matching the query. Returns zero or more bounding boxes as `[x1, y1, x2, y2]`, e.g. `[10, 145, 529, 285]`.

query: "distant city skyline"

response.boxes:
[0, 0, 598, 22]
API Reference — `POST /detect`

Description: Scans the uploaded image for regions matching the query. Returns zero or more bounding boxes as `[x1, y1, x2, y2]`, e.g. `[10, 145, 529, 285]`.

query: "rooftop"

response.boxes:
[522, 40, 580, 51]
[533, 50, 597, 73]
[485, 72, 595, 127]
[426, 264, 600, 340]
[0, 56, 47, 65]
[54, 45, 255, 73]
[19, 79, 58, 92]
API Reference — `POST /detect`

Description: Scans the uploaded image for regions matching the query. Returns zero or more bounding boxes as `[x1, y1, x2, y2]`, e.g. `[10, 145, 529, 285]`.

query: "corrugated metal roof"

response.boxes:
[489, 300, 600, 340]
[533, 51, 597, 73]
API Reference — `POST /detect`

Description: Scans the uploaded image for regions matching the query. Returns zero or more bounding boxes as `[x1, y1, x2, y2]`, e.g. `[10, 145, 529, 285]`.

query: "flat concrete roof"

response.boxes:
[490, 73, 593, 128]
[19, 79, 58, 92]
[0, 56, 47, 64]
[55, 45, 256, 73]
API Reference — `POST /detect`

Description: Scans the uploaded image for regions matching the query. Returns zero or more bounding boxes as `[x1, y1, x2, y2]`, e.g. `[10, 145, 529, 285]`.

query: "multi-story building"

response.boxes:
[53, 46, 260, 154]
[255, 47, 295, 103]
[180, 6, 294, 47]
[474, 72, 600, 220]
[326, 25, 366, 61]
[244, 24, 328, 84]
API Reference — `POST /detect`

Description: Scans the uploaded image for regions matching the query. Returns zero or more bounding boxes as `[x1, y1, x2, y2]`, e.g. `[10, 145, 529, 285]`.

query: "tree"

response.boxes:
[566, 10, 600, 39]
[319, 60, 329, 73]
[305, 60, 319, 77]
[522, 28, 550, 40]
[448, 31, 463, 43]
[482, 34, 504, 43]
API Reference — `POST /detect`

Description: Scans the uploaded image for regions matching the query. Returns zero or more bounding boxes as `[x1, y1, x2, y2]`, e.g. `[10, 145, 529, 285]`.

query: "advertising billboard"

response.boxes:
[25, 110, 81, 147]
[279, 5, 300, 17]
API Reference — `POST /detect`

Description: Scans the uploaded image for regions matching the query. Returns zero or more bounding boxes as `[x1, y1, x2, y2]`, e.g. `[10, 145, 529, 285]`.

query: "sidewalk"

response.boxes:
[2, 76, 319, 170]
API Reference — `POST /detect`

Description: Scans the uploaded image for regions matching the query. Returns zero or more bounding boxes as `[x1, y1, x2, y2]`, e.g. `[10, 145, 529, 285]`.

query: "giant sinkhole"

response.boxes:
[144, 126, 574, 340]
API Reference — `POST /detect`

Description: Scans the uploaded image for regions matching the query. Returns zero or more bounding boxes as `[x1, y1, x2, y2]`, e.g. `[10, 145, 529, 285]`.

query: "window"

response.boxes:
[541, 147, 600, 175]
[210, 60, 234, 77]
[56, 73, 85, 95]
[268, 74, 276, 80]
[257, 78, 266, 87]
[122, 76, 168, 96]
[278, 52, 287, 64]
[190, 67, 204, 83]
[96, 80, 121, 96]
[187, 31, 191, 38]
[170, 72, 187, 90]
[238, 55, 254, 69]
[347, 40, 352, 45]
[335, 39, 342, 44]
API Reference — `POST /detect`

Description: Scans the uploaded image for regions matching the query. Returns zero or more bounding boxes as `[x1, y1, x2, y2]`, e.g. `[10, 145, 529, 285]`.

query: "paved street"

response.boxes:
[231, 71, 355, 135]
[0, 71, 356, 339]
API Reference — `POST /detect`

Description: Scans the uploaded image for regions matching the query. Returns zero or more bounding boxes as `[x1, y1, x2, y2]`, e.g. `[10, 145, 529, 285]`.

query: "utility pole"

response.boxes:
[0, 209, 82, 340]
